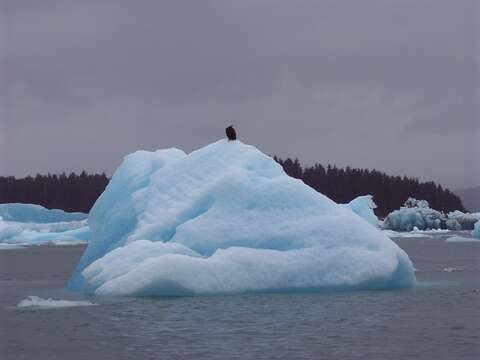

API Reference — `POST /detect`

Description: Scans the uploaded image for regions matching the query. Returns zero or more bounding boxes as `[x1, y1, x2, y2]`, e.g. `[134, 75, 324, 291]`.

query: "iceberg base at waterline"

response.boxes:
[82, 239, 413, 296]
[69, 140, 416, 296]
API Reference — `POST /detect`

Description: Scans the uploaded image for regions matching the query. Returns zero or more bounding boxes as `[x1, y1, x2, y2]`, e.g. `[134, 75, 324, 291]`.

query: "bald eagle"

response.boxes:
[226, 125, 237, 141]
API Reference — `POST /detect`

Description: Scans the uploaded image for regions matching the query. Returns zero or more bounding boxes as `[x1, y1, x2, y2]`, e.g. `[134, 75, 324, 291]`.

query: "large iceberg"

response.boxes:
[69, 140, 415, 296]
[0, 204, 89, 246]
[343, 195, 379, 227]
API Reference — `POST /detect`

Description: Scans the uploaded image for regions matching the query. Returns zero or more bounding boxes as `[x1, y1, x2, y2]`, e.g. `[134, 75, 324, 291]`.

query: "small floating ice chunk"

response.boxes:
[443, 267, 463, 272]
[17, 296, 97, 309]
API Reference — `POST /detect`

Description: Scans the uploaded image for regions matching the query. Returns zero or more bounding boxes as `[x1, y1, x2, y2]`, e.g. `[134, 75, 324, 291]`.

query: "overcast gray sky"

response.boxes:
[1, 0, 478, 190]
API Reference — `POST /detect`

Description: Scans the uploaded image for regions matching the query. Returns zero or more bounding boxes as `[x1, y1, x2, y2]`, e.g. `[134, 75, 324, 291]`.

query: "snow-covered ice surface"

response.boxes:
[343, 195, 379, 227]
[17, 296, 97, 309]
[0, 204, 90, 246]
[69, 140, 415, 296]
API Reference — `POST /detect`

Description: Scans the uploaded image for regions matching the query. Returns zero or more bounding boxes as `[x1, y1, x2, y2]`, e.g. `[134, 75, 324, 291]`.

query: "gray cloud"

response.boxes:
[1, 0, 479, 189]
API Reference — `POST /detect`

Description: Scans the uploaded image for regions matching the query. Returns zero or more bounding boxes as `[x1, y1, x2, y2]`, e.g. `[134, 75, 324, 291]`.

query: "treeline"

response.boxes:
[274, 157, 466, 216]
[0, 172, 109, 213]
[0, 159, 466, 216]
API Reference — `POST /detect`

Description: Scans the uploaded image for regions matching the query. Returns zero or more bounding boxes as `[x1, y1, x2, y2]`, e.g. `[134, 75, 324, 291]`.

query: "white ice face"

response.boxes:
[69, 139, 416, 296]
[343, 195, 379, 227]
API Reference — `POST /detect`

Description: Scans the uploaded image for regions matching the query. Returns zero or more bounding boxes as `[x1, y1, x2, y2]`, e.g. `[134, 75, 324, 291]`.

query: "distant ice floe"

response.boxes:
[382, 198, 480, 233]
[17, 296, 97, 309]
[0, 204, 90, 246]
[383, 227, 452, 239]
[69, 139, 415, 297]
[443, 267, 464, 272]
[445, 235, 480, 243]
[382, 230, 428, 238]
[0, 243, 25, 250]
[447, 211, 480, 230]
[412, 228, 451, 234]
[0, 203, 86, 223]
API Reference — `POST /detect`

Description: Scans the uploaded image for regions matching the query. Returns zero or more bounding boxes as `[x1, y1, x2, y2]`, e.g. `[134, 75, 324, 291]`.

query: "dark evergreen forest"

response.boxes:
[274, 157, 465, 216]
[0, 172, 109, 213]
[0, 158, 465, 216]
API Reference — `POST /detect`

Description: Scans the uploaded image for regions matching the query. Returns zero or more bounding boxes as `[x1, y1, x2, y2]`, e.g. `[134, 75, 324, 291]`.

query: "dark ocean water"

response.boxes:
[1, 233, 479, 360]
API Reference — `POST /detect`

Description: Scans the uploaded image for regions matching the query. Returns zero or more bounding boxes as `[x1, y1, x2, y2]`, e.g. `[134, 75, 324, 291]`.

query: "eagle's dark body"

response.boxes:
[226, 125, 237, 141]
